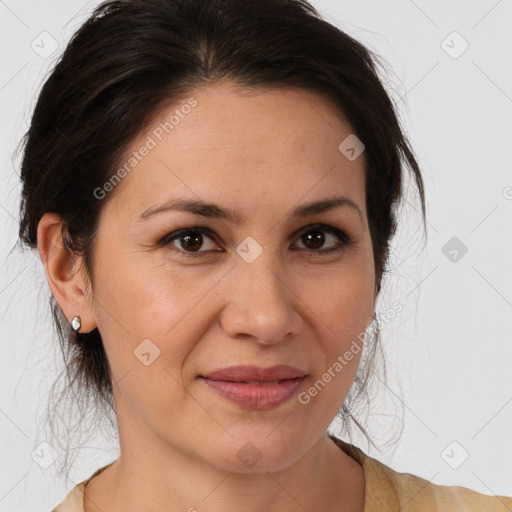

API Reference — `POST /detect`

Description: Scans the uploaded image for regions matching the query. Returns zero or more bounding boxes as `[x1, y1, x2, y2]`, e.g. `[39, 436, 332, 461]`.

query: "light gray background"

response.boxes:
[0, 1, 511, 510]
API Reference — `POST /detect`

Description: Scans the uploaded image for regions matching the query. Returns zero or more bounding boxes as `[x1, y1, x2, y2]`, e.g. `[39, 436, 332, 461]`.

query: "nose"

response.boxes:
[219, 254, 303, 345]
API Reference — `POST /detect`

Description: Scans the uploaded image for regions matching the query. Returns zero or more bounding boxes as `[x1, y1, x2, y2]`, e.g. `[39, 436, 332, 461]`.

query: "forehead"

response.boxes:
[104, 83, 367, 224]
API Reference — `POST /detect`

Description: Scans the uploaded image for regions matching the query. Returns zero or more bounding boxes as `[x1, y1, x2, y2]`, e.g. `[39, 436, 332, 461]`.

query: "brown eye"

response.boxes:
[301, 230, 325, 250]
[179, 232, 204, 252]
[161, 223, 352, 259]
[163, 228, 220, 257]
[293, 224, 351, 254]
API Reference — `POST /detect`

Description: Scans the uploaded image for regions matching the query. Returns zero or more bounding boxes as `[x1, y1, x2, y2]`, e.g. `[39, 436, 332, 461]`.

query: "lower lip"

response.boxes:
[200, 377, 306, 410]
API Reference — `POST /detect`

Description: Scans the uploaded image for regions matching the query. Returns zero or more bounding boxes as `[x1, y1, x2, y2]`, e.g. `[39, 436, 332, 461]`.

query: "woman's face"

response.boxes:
[83, 83, 375, 471]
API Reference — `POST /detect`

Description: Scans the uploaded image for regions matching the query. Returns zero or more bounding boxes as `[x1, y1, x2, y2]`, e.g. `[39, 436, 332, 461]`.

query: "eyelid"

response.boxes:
[160, 227, 220, 256]
[291, 223, 350, 250]
[160, 223, 352, 258]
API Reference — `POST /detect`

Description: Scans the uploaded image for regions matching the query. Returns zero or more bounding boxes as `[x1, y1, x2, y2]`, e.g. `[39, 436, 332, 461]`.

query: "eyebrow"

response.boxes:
[138, 196, 363, 224]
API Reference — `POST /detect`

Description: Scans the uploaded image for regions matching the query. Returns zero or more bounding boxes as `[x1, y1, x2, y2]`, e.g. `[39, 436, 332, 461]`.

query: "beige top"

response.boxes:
[52, 435, 512, 511]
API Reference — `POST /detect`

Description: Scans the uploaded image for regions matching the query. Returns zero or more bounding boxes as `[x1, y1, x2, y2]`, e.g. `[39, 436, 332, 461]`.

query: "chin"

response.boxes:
[203, 432, 309, 474]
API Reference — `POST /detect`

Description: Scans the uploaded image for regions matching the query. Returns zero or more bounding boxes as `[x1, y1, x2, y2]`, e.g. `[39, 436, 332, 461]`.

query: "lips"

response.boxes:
[201, 364, 307, 383]
[199, 365, 307, 410]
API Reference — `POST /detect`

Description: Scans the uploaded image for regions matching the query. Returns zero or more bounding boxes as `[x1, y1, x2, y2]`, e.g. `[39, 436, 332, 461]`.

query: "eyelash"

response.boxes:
[158, 223, 353, 259]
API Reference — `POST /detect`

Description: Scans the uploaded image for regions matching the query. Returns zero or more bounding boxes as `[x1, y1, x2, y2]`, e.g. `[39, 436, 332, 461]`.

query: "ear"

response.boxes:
[37, 212, 97, 333]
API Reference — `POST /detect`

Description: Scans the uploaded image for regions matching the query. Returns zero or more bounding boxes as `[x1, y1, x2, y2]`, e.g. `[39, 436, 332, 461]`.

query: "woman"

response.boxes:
[17, 0, 511, 511]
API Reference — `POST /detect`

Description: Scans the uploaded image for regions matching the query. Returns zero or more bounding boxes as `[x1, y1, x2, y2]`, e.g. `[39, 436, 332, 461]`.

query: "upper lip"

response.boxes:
[201, 365, 307, 382]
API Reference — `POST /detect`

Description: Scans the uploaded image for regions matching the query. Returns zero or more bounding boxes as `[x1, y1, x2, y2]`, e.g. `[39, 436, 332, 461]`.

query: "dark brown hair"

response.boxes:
[17, 0, 426, 474]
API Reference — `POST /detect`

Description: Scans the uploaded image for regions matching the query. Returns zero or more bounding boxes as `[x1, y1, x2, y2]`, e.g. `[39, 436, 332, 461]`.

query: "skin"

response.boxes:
[38, 82, 376, 512]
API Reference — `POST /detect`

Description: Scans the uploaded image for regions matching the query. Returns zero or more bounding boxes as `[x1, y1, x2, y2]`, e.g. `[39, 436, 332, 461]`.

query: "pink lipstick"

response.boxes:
[200, 364, 306, 410]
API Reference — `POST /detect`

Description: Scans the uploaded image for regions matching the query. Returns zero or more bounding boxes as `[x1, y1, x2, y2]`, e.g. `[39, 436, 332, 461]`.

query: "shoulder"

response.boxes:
[329, 435, 512, 512]
[368, 458, 512, 512]
[51, 461, 116, 512]
[51, 482, 86, 512]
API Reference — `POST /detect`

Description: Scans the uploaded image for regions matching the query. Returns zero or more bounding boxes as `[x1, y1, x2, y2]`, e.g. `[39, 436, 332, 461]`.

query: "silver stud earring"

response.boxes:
[71, 315, 81, 333]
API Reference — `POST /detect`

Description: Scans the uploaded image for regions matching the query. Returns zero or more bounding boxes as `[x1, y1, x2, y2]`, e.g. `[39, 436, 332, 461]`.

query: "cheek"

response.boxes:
[306, 260, 374, 338]
[90, 260, 205, 422]
[93, 245, 210, 337]
[91, 260, 247, 429]
[302, 259, 374, 396]
[89, 250, 205, 384]
[299, 276, 371, 414]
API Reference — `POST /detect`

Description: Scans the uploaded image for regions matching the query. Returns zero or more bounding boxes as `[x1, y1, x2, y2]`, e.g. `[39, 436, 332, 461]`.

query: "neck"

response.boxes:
[84, 407, 365, 512]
